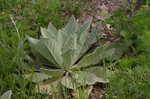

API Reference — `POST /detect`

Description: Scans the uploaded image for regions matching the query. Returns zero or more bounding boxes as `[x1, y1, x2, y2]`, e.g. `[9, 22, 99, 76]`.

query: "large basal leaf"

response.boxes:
[40, 68, 64, 82]
[75, 17, 93, 62]
[81, 25, 99, 54]
[85, 66, 110, 82]
[60, 70, 107, 89]
[73, 68, 108, 86]
[0, 90, 12, 99]
[24, 72, 52, 83]
[46, 37, 63, 66]
[27, 37, 58, 66]
[64, 16, 78, 34]
[24, 69, 64, 84]
[41, 26, 57, 40]
[60, 67, 108, 89]
[61, 17, 93, 66]
[75, 42, 115, 69]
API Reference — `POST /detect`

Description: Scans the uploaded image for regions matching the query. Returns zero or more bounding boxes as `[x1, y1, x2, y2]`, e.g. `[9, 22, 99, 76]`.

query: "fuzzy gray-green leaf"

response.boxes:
[1, 90, 12, 99]
[77, 43, 115, 68]
[27, 37, 58, 65]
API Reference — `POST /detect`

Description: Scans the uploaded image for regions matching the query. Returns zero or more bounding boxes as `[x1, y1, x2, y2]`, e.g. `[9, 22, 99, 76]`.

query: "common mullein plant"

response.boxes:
[27, 16, 116, 91]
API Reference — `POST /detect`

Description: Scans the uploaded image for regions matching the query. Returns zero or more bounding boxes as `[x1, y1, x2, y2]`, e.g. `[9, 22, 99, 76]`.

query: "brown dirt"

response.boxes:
[79, 0, 124, 22]
[89, 83, 107, 99]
